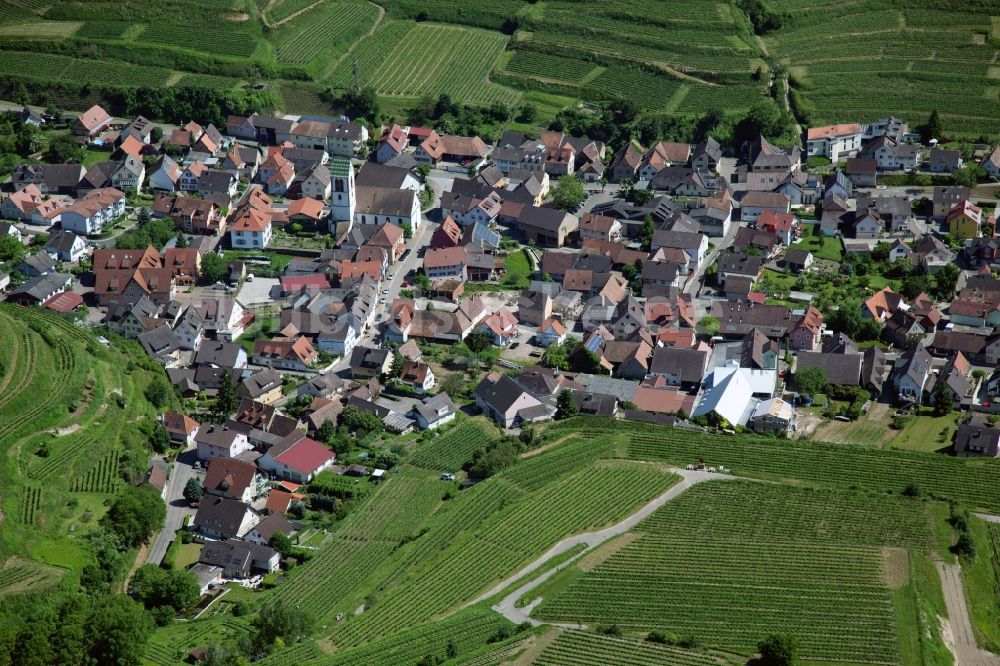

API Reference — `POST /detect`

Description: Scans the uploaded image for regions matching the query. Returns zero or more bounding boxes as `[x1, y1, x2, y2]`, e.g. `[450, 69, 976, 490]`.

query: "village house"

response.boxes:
[258, 433, 336, 483]
[58, 188, 126, 236]
[475, 372, 550, 429]
[194, 496, 260, 540]
[806, 123, 863, 162]
[413, 393, 457, 430]
[195, 424, 252, 461]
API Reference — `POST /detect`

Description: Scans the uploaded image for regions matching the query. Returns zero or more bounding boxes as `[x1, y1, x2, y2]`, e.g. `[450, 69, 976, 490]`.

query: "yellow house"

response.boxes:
[948, 200, 982, 239]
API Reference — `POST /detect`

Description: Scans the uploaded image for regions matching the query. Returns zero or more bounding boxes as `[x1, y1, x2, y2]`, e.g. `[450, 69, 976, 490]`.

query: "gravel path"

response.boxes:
[476, 469, 734, 625]
[937, 562, 1000, 666]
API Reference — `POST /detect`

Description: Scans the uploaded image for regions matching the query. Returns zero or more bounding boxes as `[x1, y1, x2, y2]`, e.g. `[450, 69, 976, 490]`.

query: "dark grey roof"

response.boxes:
[199, 170, 236, 193]
[797, 351, 862, 386]
[718, 252, 764, 276]
[194, 341, 244, 368]
[45, 230, 82, 254]
[193, 496, 253, 539]
[18, 252, 56, 275]
[357, 162, 416, 189]
[137, 325, 180, 357]
[955, 415, 1000, 456]
[475, 373, 530, 413]
[650, 347, 708, 382]
[9, 272, 70, 302]
[518, 206, 572, 233]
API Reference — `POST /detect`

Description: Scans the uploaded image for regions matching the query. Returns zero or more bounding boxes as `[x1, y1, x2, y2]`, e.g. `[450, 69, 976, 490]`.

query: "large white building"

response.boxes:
[806, 123, 863, 162]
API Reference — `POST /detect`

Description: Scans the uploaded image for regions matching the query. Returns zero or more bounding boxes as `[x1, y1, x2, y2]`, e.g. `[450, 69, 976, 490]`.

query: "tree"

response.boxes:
[336, 86, 379, 121]
[151, 126, 164, 144]
[952, 165, 982, 188]
[921, 110, 942, 144]
[551, 174, 586, 210]
[464, 328, 493, 368]
[516, 103, 536, 124]
[174, 232, 188, 248]
[137, 206, 151, 225]
[932, 379, 954, 416]
[733, 100, 789, 150]
[214, 370, 239, 421]
[932, 262, 960, 300]
[697, 315, 720, 336]
[316, 418, 337, 443]
[15, 123, 45, 155]
[201, 252, 228, 285]
[555, 389, 579, 420]
[268, 532, 293, 558]
[45, 134, 85, 163]
[183, 477, 204, 504]
[102, 485, 166, 548]
[388, 351, 405, 379]
[0, 234, 25, 264]
[795, 366, 827, 397]
[338, 405, 384, 436]
[150, 422, 171, 454]
[129, 565, 200, 611]
[758, 633, 798, 666]
[251, 600, 314, 658]
[621, 262, 638, 281]
[641, 214, 655, 251]
[88, 595, 155, 666]
[144, 376, 172, 409]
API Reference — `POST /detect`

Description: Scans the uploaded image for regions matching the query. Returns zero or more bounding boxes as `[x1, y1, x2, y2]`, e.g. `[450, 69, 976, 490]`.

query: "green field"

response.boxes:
[534, 480, 934, 662]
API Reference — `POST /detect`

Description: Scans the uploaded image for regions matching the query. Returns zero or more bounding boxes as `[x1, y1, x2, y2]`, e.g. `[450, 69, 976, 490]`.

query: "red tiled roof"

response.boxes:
[275, 436, 335, 474]
[42, 291, 82, 312]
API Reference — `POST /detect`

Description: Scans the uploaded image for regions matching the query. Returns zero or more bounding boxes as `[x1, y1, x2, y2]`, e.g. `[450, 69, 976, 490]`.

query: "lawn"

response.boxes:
[794, 225, 844, 262]
[222, 250, 296, 277]
[502, 249, 533, 287]
[174, 542, 202, 570]
[891, 411, 959, 453]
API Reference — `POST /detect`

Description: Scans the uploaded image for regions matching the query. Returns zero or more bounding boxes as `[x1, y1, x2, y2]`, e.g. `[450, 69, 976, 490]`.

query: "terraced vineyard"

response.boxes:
[534, 481, 922, 662]
[18, 486, 41, 525]
[502, 52, 598, 85]
[534, 629, 729, 666]
[772, 0, 1000, 135]
[30, 435, 94, 481]
[408, 419, 497, 472]
[502, 435, 617, 492]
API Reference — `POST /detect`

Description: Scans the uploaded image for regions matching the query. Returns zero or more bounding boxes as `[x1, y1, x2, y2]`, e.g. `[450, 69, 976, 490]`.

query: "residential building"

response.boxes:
[806, 123, 863, 161]
[195, 424, 252, 461]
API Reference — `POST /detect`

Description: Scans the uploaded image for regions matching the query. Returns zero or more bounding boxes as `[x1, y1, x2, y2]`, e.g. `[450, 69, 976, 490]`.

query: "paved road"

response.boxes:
[474, 469, 734, 625]
[937, 561, 1000, 666]
[684, 223, 739, 297]
[145, 448, 199, 565]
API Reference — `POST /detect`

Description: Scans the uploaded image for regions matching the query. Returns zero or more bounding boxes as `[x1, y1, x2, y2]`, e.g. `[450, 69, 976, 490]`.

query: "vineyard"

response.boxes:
[29, 435, 94, 481]
[534, 480, 915, 662]
[533, 629, 730, 666]
[138, 24, 258, 57]
[0, 51, 174, 88]
[771, 0, 1000, 135]
[335, 23, 520, 106]
[0, 560, 60, 597]
[0, 305, 167, 583]
[408, 419, 497, 472]
[71, 447, 121, 493]
[331, 462, 676, 646]
[272, 1, 380, 67]
[547, 416, 1000, 512]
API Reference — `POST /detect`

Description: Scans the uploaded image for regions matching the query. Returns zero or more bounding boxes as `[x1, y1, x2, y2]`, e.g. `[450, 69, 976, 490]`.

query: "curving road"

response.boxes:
[471, 469, 735, 625]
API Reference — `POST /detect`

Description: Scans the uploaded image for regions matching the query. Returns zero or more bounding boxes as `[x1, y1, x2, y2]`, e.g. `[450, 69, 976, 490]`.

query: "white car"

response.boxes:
[382, 288, 390, 295]
[380, 296, 387, 304]
[440, 473, 456, 481]
[387, 272, 394, 280]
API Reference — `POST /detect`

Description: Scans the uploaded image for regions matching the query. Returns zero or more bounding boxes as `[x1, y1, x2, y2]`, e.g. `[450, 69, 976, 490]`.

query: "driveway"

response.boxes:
[937, 561, 1000, 666]
[145, 447, 200, 566]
